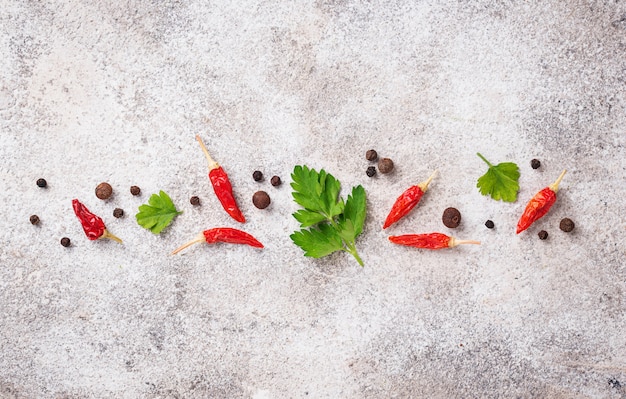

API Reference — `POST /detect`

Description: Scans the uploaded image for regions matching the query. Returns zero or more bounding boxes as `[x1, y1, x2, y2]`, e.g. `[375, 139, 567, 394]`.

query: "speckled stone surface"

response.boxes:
[1, 1, 625, 398]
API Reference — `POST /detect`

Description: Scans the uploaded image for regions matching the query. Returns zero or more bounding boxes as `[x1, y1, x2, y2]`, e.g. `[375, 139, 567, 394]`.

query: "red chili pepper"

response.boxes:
[389, 232, 480, 249]
[196, 135, 245, 223]
[516, 169, 567, 234]
[171, 227, 264, 254]
[72, 199, 122, 243]
[383, 170, 437, 229]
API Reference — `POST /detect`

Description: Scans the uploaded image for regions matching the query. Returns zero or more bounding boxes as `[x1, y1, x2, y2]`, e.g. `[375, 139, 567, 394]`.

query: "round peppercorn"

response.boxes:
[253, 171, 263, 182]
[559, 218, 575, 232]
[485, 220, 495, 229]
[365, 149, 378, 162]
[95, 182, 113, 200]
[378, 158, 394, 174]
[190, 196, 200, 206]
[36, 178, 47, 188]
[252, 191, 271, 209]
[366, 166, 376, 177]
[442, 207, 462, 228]
[531, 159, 541, 169]
[538, 230, 548, 240]
[30, 215, 40, 225]
[60, 237, 71, 247]
[130, 185, 141, 196]
[270, 176, 282, 187]
[113, 208, 124, 218]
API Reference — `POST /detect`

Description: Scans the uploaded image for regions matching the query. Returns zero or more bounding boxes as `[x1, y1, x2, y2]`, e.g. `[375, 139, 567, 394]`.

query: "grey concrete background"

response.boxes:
[1, 0, 625, 398]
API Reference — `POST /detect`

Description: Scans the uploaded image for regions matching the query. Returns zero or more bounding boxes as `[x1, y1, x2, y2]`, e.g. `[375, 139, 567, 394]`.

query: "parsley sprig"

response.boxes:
[476, 153, 520, 202]
[135, 190, 182, 234]
[290, 165, 366, 266]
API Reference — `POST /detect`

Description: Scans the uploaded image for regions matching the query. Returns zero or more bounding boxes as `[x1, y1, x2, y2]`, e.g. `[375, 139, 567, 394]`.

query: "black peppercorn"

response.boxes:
[378, 158, 394, 174]
[95, 182, 113, 200]
[538, 230, 548, 240]
[485, 220, 494, 229]
[270, 176, 282, 187]
[366, 166, 376, 177]
[365, 149, 378, 162]
[252, 191, 271, 209]
[190, 196, 200, 205]
[531, 159, 541, 169]
[253, 171, 263, 182]
[130, 185, 141, 196]
[559, 218, 575, 232]
[113, 208, 124, 218]
[60, 237, 71, 247]
[30, 215, 40, 225]
[36, 178, 47, 188]
[442, 207, 461, 228]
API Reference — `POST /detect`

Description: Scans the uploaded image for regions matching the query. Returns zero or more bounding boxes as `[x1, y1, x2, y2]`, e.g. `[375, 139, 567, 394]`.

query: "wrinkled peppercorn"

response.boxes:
[113, 208, 124, 218]
[270, 176, 282, 187]
[60, 237, 71, 247]
[253, 171, 263, 182]
[531, 159, 541, 169]
[538, 230, 548, 240]
[36, 178, 47, 188]
[559, 218, 575, 232]
[30, 215, 40, 225]
[95, 182, 113, 200]
[442, 207, 461, 228]
[252, 191, 271, 209]
[378, 158, 394, 174]
[485, 220, 494, 229]
[366, 166, 376, 177]
[130, 185, 141, 196]
[366, 149, 378, 162]
[190, 196, 200, 205]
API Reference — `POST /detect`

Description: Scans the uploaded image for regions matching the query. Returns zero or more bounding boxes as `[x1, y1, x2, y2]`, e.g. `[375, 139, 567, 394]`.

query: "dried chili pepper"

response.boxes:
[516, 169, 566, 234]
[196, 135, 245, 223]
[171, 227, 263, 254]
[383, 170, 437, 229]
[72, 199, 122, 243]
[389, 233, 480, 249]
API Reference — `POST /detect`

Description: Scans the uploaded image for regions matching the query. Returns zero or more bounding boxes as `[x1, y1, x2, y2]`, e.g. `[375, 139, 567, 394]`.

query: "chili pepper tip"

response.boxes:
[548, 169, 567, 192]
[417, 170, 438, 192]
[195, 135, 219, 170]
[101, 230, 123, 244]
[171, 233, 205, 255]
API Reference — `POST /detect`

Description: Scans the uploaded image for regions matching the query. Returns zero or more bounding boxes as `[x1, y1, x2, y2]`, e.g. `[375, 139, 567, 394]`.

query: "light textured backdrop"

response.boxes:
[1, 1, 625, 398]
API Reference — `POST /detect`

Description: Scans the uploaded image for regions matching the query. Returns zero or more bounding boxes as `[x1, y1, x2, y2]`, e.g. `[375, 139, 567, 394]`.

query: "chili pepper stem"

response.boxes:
[417, 170, 438, 192]
[195, 135, 219, 170]
[448, 237, 481, 247]
[548, 169, 567, 192]
[101, 230, 123, 244]
[171, 233, 205, 255]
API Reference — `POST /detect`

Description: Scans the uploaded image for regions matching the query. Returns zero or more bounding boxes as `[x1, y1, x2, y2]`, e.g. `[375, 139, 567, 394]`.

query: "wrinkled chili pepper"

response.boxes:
[72, 199, 122, 243]
[171, 227, 264, 254]
[196, 135, 245, 223]
[389, 232, 480, 249]
[516, 169, 567, 234]
[383, 170, 437, 229]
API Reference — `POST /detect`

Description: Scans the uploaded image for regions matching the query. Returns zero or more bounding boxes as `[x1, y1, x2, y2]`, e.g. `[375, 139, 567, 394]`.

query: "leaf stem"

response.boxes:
[344, 242, 364, 267]
[476, 153, 493, 167]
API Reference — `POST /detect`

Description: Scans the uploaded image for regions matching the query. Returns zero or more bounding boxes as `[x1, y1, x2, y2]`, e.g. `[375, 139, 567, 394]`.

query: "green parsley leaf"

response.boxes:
[339, 185, 366, 239]
[291, 165, 344, 220]
[290, 224, 344, 258]
[476, 153, 520, 202]
[135, 190, 183, 234]
[290, 165, 366, 266]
